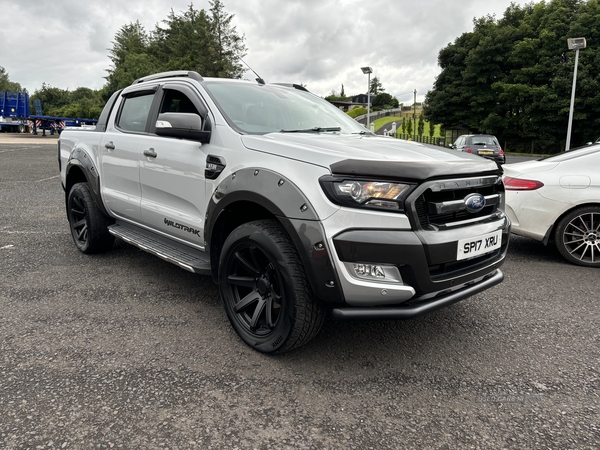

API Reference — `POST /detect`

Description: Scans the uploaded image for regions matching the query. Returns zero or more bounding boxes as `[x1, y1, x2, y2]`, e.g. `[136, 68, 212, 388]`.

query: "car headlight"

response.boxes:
[320, 176, 415, 212]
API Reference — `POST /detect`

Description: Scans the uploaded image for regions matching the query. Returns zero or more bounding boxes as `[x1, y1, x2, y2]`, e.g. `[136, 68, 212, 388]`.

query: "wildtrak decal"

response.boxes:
[164, 218, 201, 237]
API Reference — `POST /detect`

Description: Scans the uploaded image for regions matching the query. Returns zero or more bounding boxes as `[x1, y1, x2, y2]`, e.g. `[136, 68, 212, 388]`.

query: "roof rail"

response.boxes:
[133, 71, 204, 84]
[271, 83, 309, 92]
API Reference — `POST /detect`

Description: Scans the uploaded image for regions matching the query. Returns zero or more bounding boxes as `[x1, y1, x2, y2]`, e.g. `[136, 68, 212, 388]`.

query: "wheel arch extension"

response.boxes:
[205, 168, 344, 304]
[543, 202, 600, 245]
[64, 148, 110, 218]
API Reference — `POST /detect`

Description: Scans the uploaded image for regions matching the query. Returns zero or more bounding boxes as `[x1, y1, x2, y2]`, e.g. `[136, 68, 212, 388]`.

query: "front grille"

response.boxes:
[411, 176, 503, 229]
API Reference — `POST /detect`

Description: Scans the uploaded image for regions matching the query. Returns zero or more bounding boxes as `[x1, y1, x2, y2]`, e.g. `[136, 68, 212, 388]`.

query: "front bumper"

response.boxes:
[332, 269, 503, 321]
[505, 190, 564, 243]
[326, 213, 509, 313]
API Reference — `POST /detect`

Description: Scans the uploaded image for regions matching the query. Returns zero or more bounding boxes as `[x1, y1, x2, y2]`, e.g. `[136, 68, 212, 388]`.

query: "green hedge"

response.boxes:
[346, 107, 366, 118]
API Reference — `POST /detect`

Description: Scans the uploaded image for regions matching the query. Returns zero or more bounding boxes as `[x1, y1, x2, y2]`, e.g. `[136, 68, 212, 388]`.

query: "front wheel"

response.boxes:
[218, 220, 326, 353]
[555, 206, 600, 267]
[67, 182, 114, 254]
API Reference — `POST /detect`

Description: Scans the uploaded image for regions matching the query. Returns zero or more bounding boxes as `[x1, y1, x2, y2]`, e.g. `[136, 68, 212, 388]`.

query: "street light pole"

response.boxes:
[565, 37, 586, 151]
[361, 66, 373, 130]
[413, 89, 417, 141]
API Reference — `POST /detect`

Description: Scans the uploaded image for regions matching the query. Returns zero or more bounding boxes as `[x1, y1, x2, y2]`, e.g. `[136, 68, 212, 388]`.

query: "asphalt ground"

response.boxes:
[0, 136, 598, 449]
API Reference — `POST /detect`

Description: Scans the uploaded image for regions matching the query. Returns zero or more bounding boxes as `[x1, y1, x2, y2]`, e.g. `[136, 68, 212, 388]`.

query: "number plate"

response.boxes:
[478, 150, 493, 155]
[457, 230, 502, 260]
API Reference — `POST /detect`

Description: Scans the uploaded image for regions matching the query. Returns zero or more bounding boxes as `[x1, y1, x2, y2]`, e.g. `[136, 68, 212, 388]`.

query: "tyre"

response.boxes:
[555, 206, 600, 267]
[67, 182, 114, 254]
[218, 219, 326, 353]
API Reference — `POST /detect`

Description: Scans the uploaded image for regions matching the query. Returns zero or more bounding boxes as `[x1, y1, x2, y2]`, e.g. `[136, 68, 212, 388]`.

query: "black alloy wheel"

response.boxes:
[219, 220, 325, 353]
[225, 242, 284, 336]
[69, 190, 90, 247]
[67, 182, 114, 254]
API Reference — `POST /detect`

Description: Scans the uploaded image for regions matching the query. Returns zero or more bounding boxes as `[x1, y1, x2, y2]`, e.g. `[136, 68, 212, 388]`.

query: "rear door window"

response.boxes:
[117, 92, 155, 133]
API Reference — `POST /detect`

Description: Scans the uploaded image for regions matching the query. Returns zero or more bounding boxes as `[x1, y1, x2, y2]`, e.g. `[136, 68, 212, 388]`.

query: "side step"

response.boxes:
[108, 222, 212, 275]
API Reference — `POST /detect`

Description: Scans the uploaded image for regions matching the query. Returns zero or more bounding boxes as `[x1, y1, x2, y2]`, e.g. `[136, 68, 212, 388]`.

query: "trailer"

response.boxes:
[0, 91, 30, 132]
[0, 91, 97, 134]
[27, 115, 98, 135]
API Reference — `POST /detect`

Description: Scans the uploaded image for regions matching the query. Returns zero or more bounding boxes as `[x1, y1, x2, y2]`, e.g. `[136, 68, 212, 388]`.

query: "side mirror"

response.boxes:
[155, 112, 211, 143]
[448, 143, 455, 149]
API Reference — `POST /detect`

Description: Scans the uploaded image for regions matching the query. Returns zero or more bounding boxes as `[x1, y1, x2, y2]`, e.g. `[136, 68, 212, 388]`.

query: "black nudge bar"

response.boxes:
[331, 270, 503, 321]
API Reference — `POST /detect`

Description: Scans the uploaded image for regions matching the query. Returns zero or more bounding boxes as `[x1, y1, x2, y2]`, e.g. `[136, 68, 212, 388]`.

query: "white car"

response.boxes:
[503, 144, 600, 267]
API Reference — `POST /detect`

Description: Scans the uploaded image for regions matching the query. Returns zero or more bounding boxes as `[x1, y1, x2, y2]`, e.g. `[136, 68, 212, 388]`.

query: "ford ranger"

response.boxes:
[58, 71, 510, 353]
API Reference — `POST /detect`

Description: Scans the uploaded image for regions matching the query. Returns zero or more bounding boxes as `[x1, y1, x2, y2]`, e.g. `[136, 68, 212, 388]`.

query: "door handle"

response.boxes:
[104, 141, 115, 150]
[143, 148, 157, 158]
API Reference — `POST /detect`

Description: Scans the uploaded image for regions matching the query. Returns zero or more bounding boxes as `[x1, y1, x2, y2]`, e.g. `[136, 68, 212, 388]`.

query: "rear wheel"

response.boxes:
[67, 182, 114, 254]
[218, 220, 326, 353]
[555, 206, 600, 267]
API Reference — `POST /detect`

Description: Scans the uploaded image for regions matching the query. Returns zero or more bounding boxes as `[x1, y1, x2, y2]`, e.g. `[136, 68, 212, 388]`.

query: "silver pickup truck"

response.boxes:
[59, 71, 510, 353]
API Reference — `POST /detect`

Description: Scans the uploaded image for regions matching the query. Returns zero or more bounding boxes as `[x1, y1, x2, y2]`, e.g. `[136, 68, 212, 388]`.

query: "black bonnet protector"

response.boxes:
[330, 159, 501, 181]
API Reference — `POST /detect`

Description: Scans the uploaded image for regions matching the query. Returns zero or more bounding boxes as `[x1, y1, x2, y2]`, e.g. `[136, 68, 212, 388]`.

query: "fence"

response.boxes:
[393, 133, 448, 148]
[354, 108, 404, 125]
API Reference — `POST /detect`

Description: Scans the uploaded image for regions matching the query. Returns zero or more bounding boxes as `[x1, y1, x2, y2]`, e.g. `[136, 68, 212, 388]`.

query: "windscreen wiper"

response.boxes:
[351, 130, 374, 135]
[280, 127, 341, 133]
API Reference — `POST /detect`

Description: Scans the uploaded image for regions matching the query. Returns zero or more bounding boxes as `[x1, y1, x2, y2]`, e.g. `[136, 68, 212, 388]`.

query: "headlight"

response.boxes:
[320, 176, 415, 212]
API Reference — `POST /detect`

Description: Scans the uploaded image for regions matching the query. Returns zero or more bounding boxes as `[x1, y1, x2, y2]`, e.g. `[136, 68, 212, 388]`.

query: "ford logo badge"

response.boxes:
[464, 193, 486, 213]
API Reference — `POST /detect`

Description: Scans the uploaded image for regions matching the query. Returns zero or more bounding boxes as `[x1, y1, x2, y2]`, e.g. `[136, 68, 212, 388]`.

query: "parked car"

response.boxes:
[450, 134, 505, 164]
[503, 144, 600, 267]
[58, 71, 510, 354]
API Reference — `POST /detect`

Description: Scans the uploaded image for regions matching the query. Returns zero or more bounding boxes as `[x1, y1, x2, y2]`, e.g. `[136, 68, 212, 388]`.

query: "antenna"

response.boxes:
[240, 58, 265, 85]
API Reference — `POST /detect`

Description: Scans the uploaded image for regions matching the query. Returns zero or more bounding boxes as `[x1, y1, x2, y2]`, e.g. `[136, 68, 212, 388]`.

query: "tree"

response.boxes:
[30, 84, 104, 119]
[372, 92, 399, 110]
[418, 112, 425, 137]
[401, 117, 407, 134]
[369, 76, 384, 95]
[103, 2, 246, 96]
[102, 52, 160, 100]
[30, 84, 71, 116]
[406, 116, 413, 136]
[325, 88, 347, 102]
[427, 122, 439, 137]
[0, 66, 24, 92]
[103, 21, 151, 98]
[424, 0, 600, 153]
[325, 83, 351, 102]
[205, 0, 246, 78]
[57, 87, 104, 119]
[107, 21, 148, 70]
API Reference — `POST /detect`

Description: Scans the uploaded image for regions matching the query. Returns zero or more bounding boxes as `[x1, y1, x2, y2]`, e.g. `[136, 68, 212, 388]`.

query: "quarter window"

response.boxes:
[160, 90, 200, 115]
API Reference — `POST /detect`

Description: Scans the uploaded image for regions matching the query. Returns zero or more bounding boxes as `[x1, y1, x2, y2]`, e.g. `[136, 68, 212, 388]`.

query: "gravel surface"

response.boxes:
[1, 140, 598, 449]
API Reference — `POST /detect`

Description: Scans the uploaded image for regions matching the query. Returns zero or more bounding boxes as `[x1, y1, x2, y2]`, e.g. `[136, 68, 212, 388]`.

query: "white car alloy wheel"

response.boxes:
[555, 206, 600, 267]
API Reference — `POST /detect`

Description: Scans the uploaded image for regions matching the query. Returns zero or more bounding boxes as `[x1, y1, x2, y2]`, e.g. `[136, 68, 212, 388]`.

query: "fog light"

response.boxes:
[354, 263, 385, 278]
[344, 263, 403, 283]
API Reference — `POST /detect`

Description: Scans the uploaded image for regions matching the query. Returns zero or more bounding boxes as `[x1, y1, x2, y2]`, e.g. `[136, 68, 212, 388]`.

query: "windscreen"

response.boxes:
[472, 136, 499, 146]
[203, 82, 367, 135]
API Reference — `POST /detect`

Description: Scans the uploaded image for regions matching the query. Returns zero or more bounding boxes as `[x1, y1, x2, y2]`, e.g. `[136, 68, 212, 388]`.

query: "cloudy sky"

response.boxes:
[1, 0, 537, 103]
